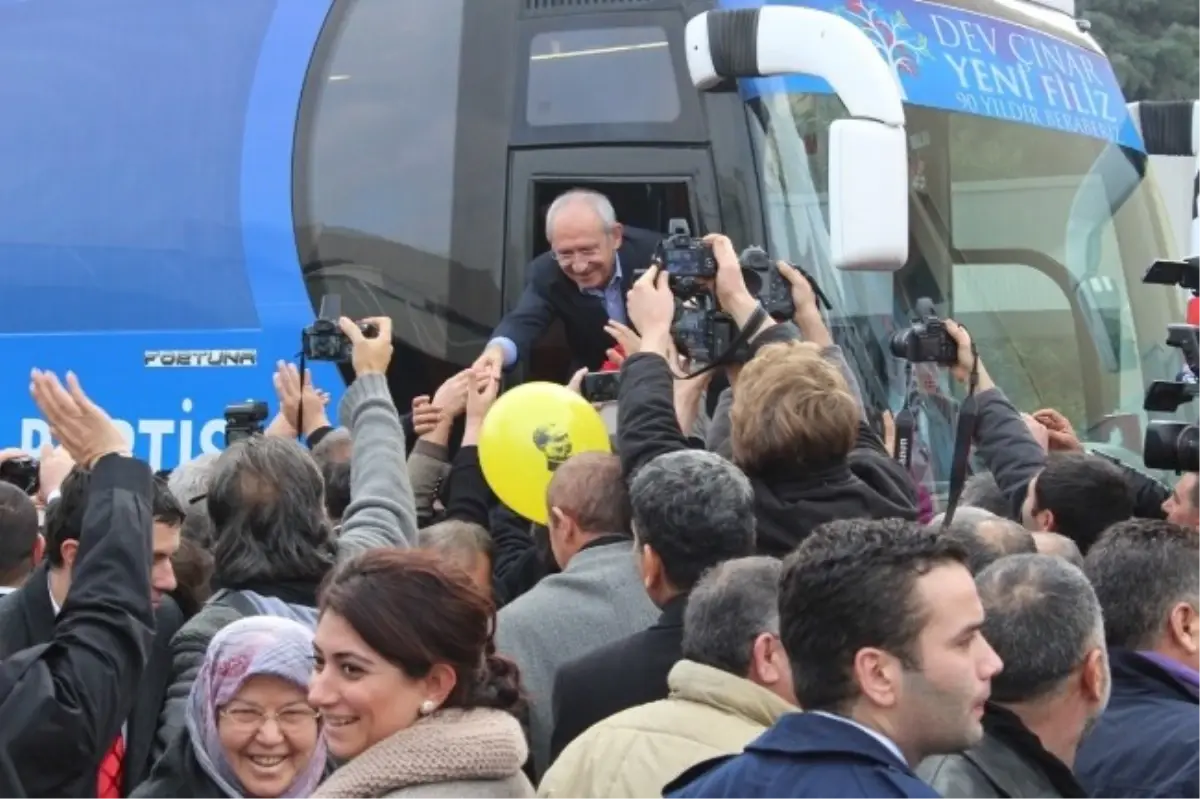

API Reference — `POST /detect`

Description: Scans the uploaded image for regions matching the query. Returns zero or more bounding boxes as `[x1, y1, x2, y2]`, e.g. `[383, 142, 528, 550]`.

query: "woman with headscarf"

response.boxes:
[308, 549, 533, 798]
[133, 616, 327, 798]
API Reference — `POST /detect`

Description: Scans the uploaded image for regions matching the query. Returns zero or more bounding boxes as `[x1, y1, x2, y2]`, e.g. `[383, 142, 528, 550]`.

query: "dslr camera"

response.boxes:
[636, 220, 797, 365]
[224, 400, 269, 446]
[889, 297, 958, 365]
[1140, 258, 1198, 472]
[302, 294, 380, 363]
[0, 456, 39, 496]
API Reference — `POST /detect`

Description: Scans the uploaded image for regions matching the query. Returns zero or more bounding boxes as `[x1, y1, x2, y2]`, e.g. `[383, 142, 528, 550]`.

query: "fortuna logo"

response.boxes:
[144, 350, 257, 367]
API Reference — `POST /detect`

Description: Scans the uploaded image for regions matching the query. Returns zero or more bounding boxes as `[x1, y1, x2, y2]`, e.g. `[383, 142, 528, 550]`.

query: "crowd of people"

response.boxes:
[0, 188, 1195, 798]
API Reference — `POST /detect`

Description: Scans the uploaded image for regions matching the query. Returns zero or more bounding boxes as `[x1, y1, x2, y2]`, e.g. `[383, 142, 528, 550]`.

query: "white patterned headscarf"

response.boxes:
[186, 616, 326, 798]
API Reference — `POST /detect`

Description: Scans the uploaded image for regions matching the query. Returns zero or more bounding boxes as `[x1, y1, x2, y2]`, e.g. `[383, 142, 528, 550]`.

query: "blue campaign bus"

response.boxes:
[0, 0, 1185, 489]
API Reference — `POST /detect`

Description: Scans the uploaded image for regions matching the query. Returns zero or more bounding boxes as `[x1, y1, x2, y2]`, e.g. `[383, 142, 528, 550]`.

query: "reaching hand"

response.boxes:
[604, 321, 641, 358]
[411, 395, 444, 437]
[29, 370, 129, 469]
[37, 443, 75, 503]
[625, 264, 675, 344]
[339, 316, 393, 377]
[465, 370, 500, 425]
[472, 345, 506, 381]
[274, 361, 330, 436]
[1022, 413, 1051, 452]
[1033, 408, 1082, 452]
[566, 367, 588, 396]
[431, 370, 473, 420]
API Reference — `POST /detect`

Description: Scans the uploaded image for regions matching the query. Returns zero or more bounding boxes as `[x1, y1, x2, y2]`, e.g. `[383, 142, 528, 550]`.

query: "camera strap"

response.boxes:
[892, 360, 918, 470]
[940, 343, 981, 529]
[679, 303, 769, 381]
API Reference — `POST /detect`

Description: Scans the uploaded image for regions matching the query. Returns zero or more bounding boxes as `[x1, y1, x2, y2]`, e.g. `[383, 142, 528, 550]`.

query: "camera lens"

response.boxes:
[1179, 425, 1199, 472]
[888, 331, 912, 359]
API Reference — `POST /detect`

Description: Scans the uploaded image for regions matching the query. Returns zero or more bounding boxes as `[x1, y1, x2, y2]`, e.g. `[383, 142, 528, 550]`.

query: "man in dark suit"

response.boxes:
[547, 448, 756, 765]
[0, 467, 185, 796]
[473, 188, 660, 376]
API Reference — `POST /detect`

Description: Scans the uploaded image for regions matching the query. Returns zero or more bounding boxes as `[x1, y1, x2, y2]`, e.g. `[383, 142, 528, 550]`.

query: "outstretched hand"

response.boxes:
[29, 370, 129, 469]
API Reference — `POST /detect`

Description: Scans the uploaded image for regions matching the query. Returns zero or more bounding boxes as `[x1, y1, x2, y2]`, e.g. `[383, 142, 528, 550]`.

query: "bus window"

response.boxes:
[294, 0, 479, 401]
[526, 27, 680, 127]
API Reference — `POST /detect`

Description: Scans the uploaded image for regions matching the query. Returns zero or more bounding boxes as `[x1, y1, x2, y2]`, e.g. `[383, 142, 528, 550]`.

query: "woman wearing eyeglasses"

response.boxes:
[133, 616, 327, 798]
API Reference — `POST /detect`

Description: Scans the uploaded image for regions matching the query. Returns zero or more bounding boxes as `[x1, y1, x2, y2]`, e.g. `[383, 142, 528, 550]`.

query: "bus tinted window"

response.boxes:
[526, 27, 680, 127]
[295, 0, 467, 360]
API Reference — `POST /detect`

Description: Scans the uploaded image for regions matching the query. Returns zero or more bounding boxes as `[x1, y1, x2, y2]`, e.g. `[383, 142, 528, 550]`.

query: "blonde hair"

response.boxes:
[730, 340, 859, 474]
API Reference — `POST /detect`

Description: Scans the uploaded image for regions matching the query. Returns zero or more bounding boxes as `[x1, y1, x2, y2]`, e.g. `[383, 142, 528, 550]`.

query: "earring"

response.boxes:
[419, 700, 436, 716]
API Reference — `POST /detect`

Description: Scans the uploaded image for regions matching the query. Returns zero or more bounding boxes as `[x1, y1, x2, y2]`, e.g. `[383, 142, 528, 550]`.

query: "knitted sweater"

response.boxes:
[312, 708, 535, 798]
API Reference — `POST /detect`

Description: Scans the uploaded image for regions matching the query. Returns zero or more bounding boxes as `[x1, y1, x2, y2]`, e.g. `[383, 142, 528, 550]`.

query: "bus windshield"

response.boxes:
[747, 92, 1183, 493]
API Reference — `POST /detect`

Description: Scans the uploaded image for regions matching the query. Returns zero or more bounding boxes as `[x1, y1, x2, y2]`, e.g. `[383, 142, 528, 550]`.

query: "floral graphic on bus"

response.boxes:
[838, 0, 933, 98]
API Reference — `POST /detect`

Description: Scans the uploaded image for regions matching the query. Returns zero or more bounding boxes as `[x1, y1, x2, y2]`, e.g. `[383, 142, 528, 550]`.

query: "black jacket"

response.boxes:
[1075, 648, 1199, 798]
[492, 227, 660, 371]
[0, 562, 183, 795]
[0, 454, 156, 797]
[917, 704, 1086, 798]
[547, 594, 686, 765]
[617, 325, 918, 557]
[130, 726, 226, 799]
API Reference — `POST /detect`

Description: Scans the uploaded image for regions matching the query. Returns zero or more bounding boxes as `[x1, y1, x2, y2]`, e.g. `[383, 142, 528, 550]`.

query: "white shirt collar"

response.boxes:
[810, 710, 908, 765]
[0, 585, 17, 597]
[47, 571, 61, 617]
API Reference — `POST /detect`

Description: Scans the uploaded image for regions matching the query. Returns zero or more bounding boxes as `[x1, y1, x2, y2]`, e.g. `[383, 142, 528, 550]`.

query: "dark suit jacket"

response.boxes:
[493, 226, 661, 371]
[0, 562, 184, 794]
[547, 593, 686, 766]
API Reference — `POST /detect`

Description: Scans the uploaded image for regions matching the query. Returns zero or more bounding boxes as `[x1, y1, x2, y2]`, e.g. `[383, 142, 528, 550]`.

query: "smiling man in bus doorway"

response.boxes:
[473, 188, 661, 378]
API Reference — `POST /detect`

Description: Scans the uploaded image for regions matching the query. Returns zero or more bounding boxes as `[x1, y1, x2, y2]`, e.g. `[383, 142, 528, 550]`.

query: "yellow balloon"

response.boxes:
[477, 382, 612, 524]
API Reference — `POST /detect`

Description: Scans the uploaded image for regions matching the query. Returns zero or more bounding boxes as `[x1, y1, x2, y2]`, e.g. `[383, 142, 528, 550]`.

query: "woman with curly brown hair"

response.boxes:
[308, 549, 532, 798]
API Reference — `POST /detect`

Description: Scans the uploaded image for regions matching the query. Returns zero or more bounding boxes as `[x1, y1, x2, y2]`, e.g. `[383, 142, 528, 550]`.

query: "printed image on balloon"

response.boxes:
[477, 382, 611, 524]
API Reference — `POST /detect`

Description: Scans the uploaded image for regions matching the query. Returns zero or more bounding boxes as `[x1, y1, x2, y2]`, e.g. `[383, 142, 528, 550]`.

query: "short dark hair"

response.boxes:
[48, 469, 185, 567]
[682, 556, 782, 677]
[1032, 454, 1133, 553]
[208, 436, 337, 585]
[976, 554, 1103, 702]
[322, 459, 352, 522]
[152, 476, 186, 527]
[45, 467, 88, 567]
[780, 517, 969, 713]
[1085, 518, 1199, 650]
[629, 450, 756, 591]
[962, 471, 1010, 516]
[934, 508, 1036, 575]
[0, 483, 39, 584]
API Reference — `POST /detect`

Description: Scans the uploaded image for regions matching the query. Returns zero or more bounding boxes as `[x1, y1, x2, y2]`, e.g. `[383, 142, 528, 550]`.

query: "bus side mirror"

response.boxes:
[829, 119, 909, 271]
[684, 6, 910, 273]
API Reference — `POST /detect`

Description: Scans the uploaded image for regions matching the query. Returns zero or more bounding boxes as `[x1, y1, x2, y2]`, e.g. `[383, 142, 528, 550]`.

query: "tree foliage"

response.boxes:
[1086, 0, 1199, 101]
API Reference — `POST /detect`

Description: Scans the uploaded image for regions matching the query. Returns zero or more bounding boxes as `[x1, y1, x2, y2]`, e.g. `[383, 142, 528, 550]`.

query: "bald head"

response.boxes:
[546, 452, 630, 536]
[1033, 531, 1084, 569]
[933, 507, 1036, 574]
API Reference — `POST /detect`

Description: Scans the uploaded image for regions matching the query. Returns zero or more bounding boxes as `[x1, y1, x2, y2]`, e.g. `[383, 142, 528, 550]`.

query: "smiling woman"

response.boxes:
[308, 549, 534, 798]
[130, 616, 327, 799]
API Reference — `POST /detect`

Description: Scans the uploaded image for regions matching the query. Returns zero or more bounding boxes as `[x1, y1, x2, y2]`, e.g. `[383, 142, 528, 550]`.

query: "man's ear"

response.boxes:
[1036, 508, 1056, 533]
[609, 222, 624, 249]
[59, 538, 79, 571]
[1169, 601, 1199, 656]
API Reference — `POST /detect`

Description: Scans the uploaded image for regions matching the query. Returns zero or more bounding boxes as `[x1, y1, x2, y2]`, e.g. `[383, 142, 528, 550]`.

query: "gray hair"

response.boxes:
[683, 556, 783, 677]
[207, 436, 336, 586]
[1034, 531, 1084, 570]
[311, 427, 351, 470]
[418, 519, 493, 561]
[961, 471, 1010, 516]
[168, 452, 220, 523]
[629, 450, 756, 591]
[545, 189, 617, 237]
[932, 508, 1037, 575]
[1084, 518, 1199, 650]
[976, 553, 1105, 703]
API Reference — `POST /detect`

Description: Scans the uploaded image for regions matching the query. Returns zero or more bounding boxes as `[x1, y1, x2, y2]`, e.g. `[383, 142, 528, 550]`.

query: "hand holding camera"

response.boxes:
[625, 263, 676, 354]
[338, 316, 392, 377]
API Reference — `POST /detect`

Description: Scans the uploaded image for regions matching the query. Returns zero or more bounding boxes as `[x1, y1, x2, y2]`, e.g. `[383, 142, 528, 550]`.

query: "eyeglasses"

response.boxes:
[551, 246, 602, 265]
[219, 706, 321, 733]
